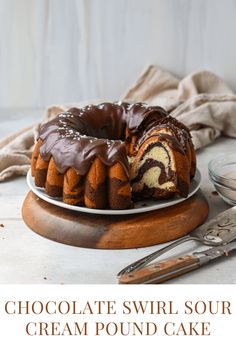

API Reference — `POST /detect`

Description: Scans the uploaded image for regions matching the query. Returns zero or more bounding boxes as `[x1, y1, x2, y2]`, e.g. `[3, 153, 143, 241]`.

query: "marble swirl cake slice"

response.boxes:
[130, 132, 190, 199]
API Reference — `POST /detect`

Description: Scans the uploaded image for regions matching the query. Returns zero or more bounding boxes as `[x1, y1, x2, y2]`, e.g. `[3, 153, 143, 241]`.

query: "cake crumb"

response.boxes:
[0, 224, 4, 228]
[43, 277, 47, 280]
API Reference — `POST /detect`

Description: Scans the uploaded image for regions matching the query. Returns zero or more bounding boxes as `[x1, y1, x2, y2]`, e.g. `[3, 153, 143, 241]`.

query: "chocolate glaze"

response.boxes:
[38, 102, 184, 177]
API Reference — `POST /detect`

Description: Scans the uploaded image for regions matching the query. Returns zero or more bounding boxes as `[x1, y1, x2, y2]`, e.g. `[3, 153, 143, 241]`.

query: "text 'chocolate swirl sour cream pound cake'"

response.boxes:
[31, 102, 196, 209]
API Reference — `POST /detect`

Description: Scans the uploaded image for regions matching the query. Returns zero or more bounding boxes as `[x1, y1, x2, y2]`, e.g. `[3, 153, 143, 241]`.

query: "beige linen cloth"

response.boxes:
[1, 65, 236, 182]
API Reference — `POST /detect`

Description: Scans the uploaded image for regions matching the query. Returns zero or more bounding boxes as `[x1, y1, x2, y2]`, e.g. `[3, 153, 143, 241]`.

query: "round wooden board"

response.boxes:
[22, 191, 209, 249]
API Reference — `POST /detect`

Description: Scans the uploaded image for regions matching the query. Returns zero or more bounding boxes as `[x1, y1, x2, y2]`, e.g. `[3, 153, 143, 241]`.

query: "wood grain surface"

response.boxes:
[119, 255, 200, 284]
[21, 190, 209, 249]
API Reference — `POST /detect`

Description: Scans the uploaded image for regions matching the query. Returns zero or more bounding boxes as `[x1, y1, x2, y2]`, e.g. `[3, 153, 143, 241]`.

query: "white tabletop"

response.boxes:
[0, 109, 236, 284]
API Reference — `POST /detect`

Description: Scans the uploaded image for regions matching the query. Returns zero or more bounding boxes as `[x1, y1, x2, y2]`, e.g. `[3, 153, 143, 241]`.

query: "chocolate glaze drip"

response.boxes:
[38, 102, 180, 176]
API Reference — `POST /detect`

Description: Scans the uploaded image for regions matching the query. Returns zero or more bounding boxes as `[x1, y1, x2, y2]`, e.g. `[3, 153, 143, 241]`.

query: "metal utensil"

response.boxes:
[118, 240, 236, 284]
[117, 206, 236, 276]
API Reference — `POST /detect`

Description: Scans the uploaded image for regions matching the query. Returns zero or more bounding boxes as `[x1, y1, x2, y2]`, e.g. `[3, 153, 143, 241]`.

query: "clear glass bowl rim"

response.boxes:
[209, 174, 236, 191]
[208, 152, 236, 183]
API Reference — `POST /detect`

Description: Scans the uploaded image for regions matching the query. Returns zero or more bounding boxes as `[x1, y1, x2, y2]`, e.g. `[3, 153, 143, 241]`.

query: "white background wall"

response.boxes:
[0, 0, 236, 109]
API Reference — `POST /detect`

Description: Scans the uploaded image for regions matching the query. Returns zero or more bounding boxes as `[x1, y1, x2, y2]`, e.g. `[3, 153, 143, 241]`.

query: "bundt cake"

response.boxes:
[31, 102, 196, 209]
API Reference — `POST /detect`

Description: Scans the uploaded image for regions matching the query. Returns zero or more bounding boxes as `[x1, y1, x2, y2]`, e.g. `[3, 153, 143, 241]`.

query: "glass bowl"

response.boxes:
[208, 152, 236, 206]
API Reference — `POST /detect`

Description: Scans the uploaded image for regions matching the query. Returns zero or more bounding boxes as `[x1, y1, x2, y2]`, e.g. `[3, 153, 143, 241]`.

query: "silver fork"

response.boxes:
[117, 233, 226, 277]
[117, 234, 200, 276]
[117, 206, 236, 277]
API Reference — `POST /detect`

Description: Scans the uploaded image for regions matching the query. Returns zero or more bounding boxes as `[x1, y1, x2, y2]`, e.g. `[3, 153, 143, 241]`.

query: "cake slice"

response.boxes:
[130, 133, 190, 199]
